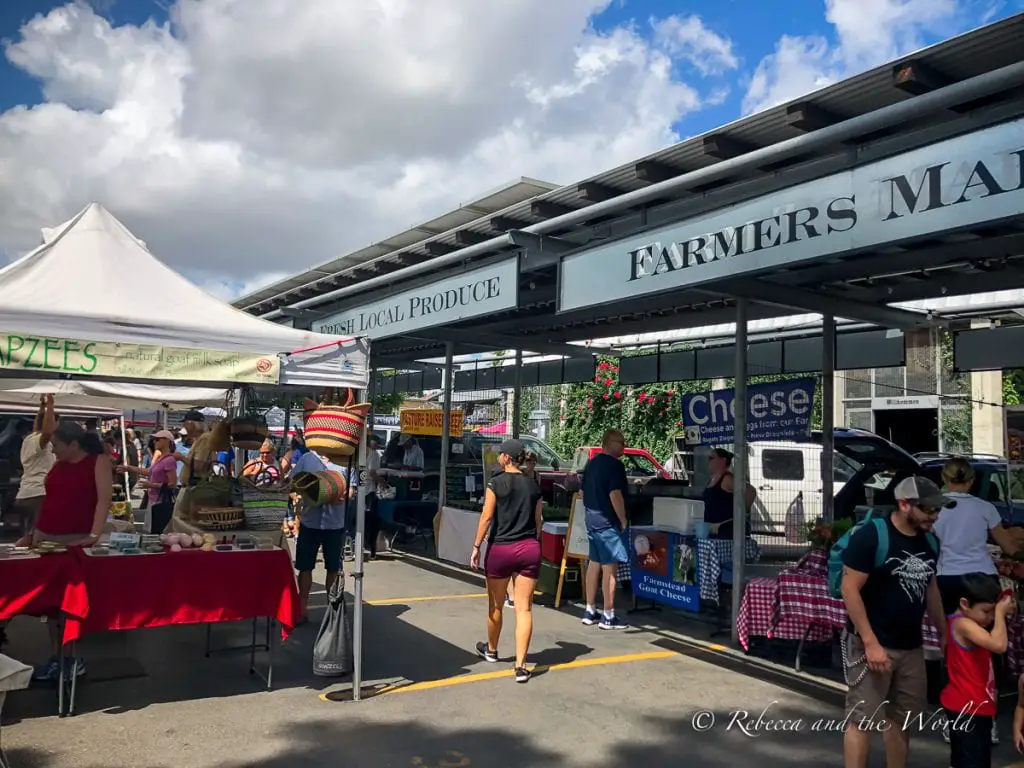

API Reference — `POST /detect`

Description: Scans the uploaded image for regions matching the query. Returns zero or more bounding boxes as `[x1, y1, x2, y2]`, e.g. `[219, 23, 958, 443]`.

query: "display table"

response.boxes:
[437, 506, 486, 567]
[0, 553, 88, 622]
[738, 549, 942, 668]
[64, 547, 299, 642]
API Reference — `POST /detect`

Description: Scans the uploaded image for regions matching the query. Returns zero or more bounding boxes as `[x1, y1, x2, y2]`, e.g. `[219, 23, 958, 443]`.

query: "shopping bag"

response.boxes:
[312, 577, 353, 677]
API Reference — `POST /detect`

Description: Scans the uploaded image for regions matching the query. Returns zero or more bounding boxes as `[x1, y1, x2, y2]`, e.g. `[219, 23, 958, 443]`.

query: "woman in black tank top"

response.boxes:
[470, 439, 543, 683]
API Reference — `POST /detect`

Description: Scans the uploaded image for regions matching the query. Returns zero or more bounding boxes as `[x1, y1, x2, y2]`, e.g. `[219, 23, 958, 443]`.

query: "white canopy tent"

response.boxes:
[0, 203, 368, 393]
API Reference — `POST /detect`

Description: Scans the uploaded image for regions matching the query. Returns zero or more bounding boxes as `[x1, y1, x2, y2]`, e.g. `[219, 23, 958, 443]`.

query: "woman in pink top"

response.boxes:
[125, 431, 177, 497]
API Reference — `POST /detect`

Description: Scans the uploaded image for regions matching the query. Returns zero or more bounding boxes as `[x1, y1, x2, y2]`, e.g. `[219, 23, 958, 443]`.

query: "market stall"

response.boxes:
[0, 203, 370, 712]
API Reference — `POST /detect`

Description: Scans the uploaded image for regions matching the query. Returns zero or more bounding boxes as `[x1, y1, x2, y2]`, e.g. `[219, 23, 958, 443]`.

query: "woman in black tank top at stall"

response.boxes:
[470, 439, 544, 683]
[703, 448, 756, 538]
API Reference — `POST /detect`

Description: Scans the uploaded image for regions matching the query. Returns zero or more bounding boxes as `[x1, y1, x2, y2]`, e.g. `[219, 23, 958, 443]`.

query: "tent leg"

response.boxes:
[731, 299, 748, 647]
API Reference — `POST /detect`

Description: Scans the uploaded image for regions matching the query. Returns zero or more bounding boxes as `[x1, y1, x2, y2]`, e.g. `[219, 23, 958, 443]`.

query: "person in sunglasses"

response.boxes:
[841, 476, 953, 768]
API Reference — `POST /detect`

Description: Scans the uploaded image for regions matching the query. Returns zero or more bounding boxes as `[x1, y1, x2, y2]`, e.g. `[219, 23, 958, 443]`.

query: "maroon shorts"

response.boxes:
[485, 538, 541, 579]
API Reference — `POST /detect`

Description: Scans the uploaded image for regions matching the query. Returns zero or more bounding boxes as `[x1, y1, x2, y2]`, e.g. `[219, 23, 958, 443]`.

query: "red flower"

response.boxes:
[598, 362, 609, 371]
[614, 391, 622, 399]
[676, 421, 683, 427]
[594, 376, 602, 383]
[604, 378, 614, 386]
[666, 391, 675, 397]
[586, 399, 593, 408]
[610, 366, 620, 373]
[603, 393, 610, 400]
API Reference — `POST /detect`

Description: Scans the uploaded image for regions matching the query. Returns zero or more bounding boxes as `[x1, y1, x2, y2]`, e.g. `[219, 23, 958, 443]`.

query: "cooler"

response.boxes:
[537, 559, 581, 599]
[653, 497, 704, 535]
[541, 521, 568, 563]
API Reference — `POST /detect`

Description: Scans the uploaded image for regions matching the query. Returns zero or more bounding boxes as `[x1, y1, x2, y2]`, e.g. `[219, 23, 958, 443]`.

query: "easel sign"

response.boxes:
[554, 493, 589, 609]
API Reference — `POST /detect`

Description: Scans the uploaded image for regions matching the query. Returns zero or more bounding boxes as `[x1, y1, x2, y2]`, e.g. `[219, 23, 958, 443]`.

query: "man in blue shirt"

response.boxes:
[293, 448, 351, 624]
[580, 428, 630, 630]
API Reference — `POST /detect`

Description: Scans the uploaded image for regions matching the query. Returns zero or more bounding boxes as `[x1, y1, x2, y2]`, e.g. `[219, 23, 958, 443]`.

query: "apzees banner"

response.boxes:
[681, 378, 817, 445]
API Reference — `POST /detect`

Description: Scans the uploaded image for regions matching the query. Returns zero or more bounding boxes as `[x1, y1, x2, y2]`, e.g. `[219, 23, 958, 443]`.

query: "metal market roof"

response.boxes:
[237, 14, 1024, 323]
[233, 178, 557, 310]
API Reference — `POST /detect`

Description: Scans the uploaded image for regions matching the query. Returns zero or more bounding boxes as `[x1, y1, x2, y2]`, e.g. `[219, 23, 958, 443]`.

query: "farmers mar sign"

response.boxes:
[559, 117, 1024, 311]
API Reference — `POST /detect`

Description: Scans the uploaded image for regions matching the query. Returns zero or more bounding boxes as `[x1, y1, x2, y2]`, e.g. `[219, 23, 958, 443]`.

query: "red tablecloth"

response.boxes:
[63, 548, 299, 643]
[0, 553, 89, 623]
[739, 548, 941, 651]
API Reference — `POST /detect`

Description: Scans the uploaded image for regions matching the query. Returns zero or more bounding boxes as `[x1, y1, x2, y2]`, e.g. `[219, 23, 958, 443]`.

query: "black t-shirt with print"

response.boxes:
[842, 516, 938, 650]
[488, 472, 542, 545]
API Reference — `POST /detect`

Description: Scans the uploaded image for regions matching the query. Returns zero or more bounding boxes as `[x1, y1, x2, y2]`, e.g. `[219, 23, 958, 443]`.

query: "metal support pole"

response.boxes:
[119, 416, 131, 500]
[440, 344, 455, 509]
[731, 299, 748, 646]
[351, 360, 372, 702]
[822, 315, 835, 524]
[512, 349, 523, 439]
[934, 328, 945, 452]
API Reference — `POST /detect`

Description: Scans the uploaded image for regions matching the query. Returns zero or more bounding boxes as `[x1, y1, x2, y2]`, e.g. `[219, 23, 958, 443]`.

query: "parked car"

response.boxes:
[460, 432, 567, 502]
[917, 452, 1024, 525]
[570, 446, 670, 482]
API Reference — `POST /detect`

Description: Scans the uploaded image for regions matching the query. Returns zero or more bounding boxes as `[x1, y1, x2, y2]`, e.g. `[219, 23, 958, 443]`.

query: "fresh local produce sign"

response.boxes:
[0, 331, 280, 385]
[681, 378, 816, 445]
[399, 409, 465, 437]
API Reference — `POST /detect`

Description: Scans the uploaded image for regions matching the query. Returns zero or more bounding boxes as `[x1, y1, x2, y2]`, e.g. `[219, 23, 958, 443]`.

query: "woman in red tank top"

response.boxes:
[34, 420, 112, 546]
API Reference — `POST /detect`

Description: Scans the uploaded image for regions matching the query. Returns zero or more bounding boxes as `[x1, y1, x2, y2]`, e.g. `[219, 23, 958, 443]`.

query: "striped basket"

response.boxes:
[305, 390, 370, 461]
[241, 480, 290, 531]
[292, 470, 347, 507]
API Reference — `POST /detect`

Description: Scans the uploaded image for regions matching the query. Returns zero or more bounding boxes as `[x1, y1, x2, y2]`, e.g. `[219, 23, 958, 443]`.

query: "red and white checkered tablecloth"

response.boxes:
[736, 577, 778, 651]
[739, 548, 941, 652]
[1006, 615, 1024, 676]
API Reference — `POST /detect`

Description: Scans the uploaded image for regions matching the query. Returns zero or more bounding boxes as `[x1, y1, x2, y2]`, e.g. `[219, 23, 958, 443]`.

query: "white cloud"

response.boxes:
[652, 15, 739, 76]
[742, 0, 967, 114]
[0, 1, 724, 300]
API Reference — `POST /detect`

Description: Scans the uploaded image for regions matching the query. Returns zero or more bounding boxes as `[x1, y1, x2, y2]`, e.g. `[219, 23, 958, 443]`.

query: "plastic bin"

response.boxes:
[540, 521, 568, 563]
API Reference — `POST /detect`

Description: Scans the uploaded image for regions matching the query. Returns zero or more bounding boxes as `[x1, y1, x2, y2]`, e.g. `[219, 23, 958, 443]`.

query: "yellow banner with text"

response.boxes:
[0, 331, 280, 385]
[399, 409, 465, 437]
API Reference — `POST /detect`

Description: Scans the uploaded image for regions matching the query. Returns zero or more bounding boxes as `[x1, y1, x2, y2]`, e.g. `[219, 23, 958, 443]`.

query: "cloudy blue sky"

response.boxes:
[0, 0, 1019, 299]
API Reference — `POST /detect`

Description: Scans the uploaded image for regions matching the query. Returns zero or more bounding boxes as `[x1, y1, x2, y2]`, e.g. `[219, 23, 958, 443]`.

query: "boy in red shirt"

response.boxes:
[942, 573, 1013, 767]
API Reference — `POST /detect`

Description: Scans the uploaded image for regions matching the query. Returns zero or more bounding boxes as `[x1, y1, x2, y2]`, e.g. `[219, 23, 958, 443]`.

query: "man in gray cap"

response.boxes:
[841, 475, 954, 768]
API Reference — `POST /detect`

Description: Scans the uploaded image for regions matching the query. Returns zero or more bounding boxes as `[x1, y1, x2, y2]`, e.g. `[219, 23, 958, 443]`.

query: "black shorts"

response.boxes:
[944, 709, 991, 768]
[295, 527, 344, 573]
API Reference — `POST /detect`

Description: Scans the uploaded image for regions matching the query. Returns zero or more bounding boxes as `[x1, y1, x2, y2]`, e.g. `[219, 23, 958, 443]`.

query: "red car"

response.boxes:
[571, 446, 670, 480]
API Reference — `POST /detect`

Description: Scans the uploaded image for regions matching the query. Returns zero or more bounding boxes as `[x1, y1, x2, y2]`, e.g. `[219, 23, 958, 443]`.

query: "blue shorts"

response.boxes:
[295, 527, 344, 573]
[588, 527, 627, 565]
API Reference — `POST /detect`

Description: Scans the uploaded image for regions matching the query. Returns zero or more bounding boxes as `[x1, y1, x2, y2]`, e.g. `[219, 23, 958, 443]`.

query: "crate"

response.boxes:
[537, 559, 581, 599]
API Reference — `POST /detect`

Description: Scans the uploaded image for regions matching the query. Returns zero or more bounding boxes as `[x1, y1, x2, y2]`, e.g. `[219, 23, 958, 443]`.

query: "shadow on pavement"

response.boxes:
[2, 702, 962, 768]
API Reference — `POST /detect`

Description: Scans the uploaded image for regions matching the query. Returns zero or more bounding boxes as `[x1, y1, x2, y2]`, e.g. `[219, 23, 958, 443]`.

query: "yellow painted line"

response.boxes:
[707, 643, 729, 652]
[365, 593, 488, 605]
[365, 591, 543, 606]
[321, 650, 679, 702]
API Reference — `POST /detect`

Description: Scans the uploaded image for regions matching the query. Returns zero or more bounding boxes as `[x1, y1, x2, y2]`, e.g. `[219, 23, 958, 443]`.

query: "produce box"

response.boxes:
[537, 559, 581, 599]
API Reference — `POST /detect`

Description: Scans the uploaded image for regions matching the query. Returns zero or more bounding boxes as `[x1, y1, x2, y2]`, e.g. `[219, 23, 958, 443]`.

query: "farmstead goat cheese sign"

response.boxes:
[559, 117, 1024, 311]
[315, 257, 519, 340]
[0, 331, 280, 385]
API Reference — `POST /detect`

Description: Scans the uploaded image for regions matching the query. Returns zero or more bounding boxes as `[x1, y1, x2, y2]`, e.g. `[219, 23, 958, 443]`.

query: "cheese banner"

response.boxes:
[0, 331, 280, 385]
[399, 409, 464, 437]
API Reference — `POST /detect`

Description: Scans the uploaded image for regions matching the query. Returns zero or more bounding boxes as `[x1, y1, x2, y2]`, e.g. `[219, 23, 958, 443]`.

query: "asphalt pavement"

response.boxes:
[2, 552, 1019, 768]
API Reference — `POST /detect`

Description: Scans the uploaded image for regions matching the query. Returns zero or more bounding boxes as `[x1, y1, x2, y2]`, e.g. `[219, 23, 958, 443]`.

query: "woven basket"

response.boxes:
[231, 415, 269, 450]
[194, 506, 244, 531]
[305, 392, 370, 460]
[292, 470, 347, 507]
[241, 478, 290, 531]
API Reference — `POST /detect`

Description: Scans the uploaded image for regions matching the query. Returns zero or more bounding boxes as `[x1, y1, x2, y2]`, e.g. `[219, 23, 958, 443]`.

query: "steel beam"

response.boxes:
[424, 242, 457, 256]
[785, 102, 843, 132]
[407, 328, 607, 358]
[720, 280, 941, 329]
[455, 230, 490, 247]
[893, 59, 953, 96]
[491, 215, 528, 232]
[634, 160, 679, 184]
[577, 182, 620, 203]
[703, 134, 756, 160]
[531, 200, 574, 219]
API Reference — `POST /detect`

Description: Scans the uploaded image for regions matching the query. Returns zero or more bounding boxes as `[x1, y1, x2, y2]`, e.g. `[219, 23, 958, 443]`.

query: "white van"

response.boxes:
[693, 441, 849, 540]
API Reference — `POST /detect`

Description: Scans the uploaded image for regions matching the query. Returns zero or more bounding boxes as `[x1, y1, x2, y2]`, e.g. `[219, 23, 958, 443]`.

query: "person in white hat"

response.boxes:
[397, 433, 424, 470]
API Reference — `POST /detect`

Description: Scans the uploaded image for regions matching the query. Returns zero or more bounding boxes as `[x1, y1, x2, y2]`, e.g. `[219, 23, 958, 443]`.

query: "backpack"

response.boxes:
[827, 510, 939, 598]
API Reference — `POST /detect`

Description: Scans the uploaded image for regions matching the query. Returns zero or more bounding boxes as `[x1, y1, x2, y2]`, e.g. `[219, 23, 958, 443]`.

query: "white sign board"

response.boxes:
[314, 257, 519, 339]
[559, 118, 1024, 311]
[566, 495, 589, 559]
[871, 396, 940, 410]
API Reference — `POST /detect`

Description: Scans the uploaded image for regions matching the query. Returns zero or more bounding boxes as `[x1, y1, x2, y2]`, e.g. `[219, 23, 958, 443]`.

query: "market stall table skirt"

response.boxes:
[63, 548, 299, 643]
[0, 553, 88, 623]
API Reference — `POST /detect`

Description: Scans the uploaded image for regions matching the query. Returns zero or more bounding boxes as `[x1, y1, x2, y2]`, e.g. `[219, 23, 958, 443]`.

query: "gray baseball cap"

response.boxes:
[894, 476, 956, 509]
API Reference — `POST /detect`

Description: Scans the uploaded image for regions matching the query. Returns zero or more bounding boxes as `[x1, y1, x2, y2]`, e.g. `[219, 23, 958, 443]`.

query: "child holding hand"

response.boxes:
[941, 573, 1013, 768]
